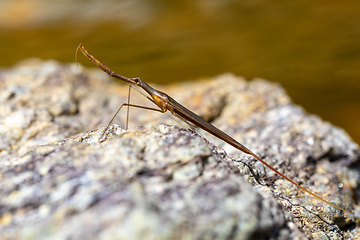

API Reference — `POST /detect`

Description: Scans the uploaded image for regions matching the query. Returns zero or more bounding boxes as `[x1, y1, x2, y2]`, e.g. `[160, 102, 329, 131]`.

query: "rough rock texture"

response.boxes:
[0, 59, 359, 240]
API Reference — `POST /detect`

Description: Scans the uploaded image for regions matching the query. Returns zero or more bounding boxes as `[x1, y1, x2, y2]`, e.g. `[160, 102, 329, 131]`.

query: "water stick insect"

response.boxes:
[76, 43, 354, 215]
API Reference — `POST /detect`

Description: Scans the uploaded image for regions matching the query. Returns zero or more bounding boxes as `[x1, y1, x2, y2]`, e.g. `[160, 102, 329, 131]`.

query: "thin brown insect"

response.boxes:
[76, 43, 354, 215]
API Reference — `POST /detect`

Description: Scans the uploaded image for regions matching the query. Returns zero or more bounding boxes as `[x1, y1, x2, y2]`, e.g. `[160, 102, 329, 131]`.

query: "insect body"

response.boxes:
[76, 44, 353, 215]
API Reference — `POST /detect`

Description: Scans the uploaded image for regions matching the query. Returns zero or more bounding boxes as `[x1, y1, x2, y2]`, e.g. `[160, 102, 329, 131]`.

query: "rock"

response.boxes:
[0, 60, 359, 239]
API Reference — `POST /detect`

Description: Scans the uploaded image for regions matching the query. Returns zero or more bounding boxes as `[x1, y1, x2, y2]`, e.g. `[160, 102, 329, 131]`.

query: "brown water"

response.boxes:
[1, 0, 359, 143]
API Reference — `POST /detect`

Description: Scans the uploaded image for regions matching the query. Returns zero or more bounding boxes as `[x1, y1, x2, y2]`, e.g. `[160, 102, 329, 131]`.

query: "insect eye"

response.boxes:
[134, 77, 140, 83]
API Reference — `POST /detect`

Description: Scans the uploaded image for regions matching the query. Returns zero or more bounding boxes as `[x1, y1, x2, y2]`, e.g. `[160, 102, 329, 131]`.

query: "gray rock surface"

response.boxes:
[0, 60, 359, 239]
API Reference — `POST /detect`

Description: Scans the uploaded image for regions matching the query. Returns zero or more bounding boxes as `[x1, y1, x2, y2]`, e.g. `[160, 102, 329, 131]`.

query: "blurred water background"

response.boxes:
[0, 0, 359, 144]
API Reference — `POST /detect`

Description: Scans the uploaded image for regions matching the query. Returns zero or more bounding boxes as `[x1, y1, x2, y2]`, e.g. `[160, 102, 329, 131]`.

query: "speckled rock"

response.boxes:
[0, 60, 359, 240]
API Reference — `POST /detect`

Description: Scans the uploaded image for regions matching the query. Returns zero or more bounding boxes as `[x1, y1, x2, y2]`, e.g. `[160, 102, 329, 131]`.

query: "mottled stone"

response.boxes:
[0, 60, 359, 239]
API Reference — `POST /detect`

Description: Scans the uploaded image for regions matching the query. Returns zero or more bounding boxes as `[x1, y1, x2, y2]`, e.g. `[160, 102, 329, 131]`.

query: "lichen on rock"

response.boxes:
[0, 60, 359, 239]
